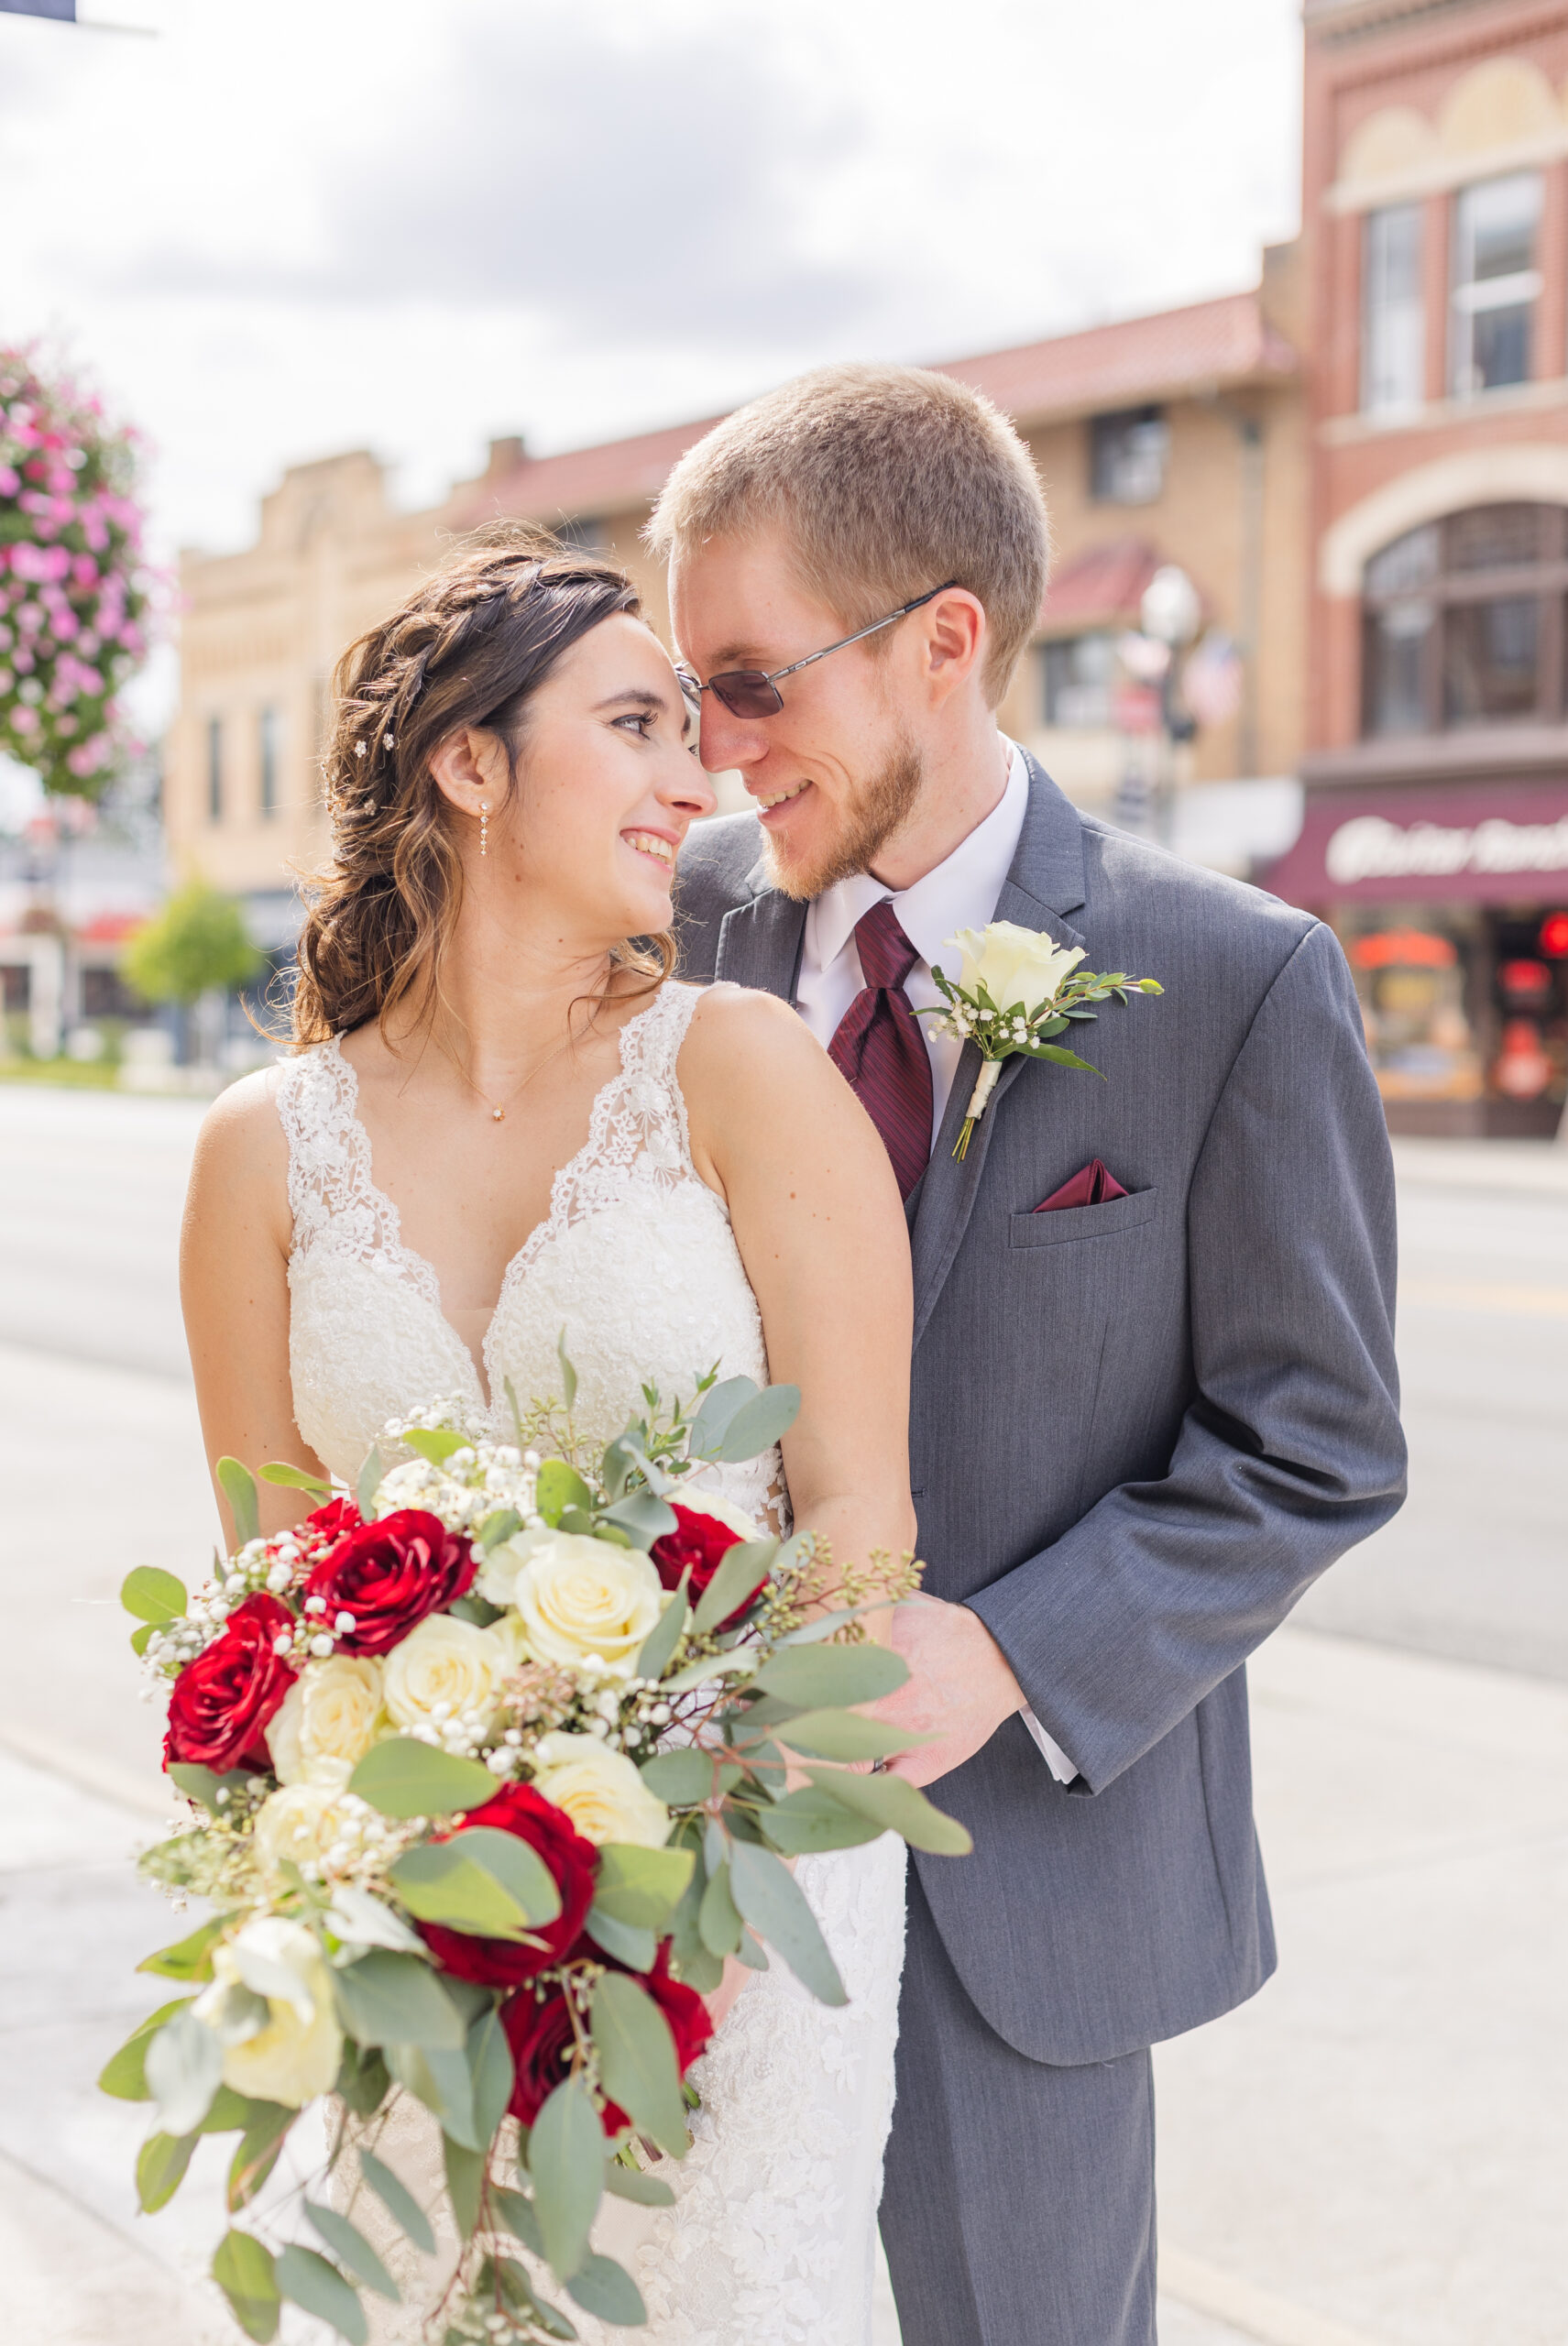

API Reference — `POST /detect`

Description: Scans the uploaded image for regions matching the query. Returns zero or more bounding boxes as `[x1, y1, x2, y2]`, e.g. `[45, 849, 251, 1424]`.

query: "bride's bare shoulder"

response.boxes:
[681, 981, 828, 1085]
[189, 1062, 291, 1193]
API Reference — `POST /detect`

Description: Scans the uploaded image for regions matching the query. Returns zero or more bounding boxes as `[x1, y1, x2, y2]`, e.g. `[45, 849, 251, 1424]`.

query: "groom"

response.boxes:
[654, 364, 1404, 2345]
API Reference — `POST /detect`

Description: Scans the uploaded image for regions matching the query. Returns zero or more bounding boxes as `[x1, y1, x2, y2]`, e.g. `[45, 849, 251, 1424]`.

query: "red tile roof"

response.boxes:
[1038, 537, 1165, 631]
[457, 289, 1296, 526]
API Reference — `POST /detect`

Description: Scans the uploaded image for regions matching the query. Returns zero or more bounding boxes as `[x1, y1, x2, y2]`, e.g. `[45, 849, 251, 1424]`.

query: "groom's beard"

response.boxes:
[762, 733, 925, 902]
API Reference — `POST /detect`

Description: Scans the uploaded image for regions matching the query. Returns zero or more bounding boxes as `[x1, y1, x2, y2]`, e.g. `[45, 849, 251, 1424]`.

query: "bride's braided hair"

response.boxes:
[291, 521, 672, 1044]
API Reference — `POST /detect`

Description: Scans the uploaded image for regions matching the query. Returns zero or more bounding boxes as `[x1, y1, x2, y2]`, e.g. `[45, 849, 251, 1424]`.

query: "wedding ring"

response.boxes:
[870, 1758, 888, 1774]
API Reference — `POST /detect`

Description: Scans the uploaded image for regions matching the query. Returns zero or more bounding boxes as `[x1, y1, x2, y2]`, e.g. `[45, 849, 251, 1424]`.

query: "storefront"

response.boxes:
[1264, 781, 1568, 1136]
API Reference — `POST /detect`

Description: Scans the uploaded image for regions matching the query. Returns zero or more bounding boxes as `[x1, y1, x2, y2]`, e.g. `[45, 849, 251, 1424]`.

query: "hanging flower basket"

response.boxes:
[0, 346, 153, 801]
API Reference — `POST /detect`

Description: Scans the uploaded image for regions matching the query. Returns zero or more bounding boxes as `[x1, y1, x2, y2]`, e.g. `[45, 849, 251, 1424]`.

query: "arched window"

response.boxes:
[1361, 502, 1568, 736]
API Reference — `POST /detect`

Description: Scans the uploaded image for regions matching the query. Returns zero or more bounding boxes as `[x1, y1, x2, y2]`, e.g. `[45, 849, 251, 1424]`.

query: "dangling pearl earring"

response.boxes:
[478, 803, 489, 859]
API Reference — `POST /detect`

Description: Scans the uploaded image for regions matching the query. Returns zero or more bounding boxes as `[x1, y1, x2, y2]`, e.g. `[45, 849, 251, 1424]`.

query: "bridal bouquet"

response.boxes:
[104, 1363, 961, 2345]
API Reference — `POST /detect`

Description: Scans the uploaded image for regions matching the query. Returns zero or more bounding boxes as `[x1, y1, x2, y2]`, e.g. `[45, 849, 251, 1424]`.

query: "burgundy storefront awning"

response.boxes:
[1264, 780, 1568, 908]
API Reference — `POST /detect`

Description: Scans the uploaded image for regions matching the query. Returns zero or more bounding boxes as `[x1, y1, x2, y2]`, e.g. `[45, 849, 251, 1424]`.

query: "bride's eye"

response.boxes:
[615, 710, 657, 740]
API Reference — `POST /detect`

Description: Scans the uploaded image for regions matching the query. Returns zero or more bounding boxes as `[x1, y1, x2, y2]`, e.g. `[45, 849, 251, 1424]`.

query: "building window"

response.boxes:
[1040, 632, 1117, 728]
[1089, 408, 1168, 505]
[206, 716, 223, 821]
[1362, 202, 1424, 414]
[1361, 503, 1568, 736]
[258, 706, 280, 818]
[1450, 172, 1542, 397]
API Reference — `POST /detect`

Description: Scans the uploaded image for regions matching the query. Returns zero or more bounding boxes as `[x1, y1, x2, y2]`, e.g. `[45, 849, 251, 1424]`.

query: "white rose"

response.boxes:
[383, 1613, 513, 1730]
[947, 922, 1085, 1013]
[266, 1657, 388, 1786]
[192, 1917, 342, 2109]
[530, 1730, 671, 1847]
[251, 1776, 351, 1885]
[476, 1525, 553, 1611]
[507, 1533, 663, 1682]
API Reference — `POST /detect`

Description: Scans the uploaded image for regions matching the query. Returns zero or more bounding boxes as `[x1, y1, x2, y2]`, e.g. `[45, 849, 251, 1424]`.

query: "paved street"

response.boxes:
[1, 1085, 1564, 2345]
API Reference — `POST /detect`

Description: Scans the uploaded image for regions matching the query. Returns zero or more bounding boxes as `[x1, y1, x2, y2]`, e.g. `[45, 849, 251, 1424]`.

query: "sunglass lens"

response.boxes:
[709, 670, 783, 719]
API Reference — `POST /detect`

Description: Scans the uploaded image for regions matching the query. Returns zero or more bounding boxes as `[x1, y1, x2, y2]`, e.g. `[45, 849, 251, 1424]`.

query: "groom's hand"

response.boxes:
[872, 1594, 1025, 1787]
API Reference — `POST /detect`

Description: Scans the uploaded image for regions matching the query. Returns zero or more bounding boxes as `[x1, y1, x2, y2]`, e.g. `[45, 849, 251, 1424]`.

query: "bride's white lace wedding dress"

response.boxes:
[275, 980, 907, 2346]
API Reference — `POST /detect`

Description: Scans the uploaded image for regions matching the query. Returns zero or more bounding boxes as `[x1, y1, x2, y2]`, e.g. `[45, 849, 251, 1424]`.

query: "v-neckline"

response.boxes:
[327, 993, 667, 1408]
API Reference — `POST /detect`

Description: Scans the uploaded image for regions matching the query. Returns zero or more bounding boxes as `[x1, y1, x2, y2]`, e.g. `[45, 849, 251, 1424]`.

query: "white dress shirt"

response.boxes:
[793, 743, 1080, 1786]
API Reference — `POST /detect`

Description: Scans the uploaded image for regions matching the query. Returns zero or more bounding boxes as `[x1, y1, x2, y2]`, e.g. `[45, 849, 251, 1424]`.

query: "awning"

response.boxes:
[1263, 780, 1568, 907]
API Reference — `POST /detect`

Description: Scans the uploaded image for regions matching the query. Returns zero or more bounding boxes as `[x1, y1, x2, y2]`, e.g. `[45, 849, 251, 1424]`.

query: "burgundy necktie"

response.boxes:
[828, 900, 934, 1201]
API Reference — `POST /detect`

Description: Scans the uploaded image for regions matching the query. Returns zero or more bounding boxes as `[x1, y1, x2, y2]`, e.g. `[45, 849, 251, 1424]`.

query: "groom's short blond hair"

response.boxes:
[646, 364, 1050, 707]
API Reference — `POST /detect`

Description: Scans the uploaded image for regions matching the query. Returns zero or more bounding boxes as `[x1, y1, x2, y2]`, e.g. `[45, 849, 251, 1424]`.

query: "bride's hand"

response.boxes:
[703, 1954, 753, 2034]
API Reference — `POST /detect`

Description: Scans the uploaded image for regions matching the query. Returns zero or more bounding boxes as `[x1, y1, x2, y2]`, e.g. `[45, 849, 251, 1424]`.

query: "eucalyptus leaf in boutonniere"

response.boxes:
[922, 921, 1163, 1159]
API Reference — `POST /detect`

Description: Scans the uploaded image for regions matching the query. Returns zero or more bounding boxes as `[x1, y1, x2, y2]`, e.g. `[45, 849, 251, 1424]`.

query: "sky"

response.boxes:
[0, 0, 1303, 731]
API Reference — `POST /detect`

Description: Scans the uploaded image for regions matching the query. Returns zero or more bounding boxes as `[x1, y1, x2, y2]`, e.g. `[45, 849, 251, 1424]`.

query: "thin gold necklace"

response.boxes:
[434, 1030, 570, 1124]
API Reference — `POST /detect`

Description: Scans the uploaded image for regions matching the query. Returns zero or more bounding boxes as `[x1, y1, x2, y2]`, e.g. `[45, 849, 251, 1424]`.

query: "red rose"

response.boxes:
[307, 1496, 362, 1543]
[163, 1593, 297, 1775]
[301, 1508, 476, 1655]
[503, 1943, 713, 2133]
[420, 1783, 598, 1988]
[650, 1505, 766, 1628]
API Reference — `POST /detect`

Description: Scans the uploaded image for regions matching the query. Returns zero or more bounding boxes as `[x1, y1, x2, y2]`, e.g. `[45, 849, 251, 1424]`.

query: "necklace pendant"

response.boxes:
[491, 1106, 505, 1123]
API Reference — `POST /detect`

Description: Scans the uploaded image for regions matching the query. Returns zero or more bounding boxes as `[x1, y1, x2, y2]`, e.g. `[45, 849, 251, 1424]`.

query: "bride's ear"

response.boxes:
[428, 726, 510, 821]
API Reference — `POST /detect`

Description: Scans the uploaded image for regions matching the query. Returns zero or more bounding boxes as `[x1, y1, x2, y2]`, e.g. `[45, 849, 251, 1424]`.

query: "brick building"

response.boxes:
[167, 284, 1308, 950]
[1267, 0, 1568, 1134]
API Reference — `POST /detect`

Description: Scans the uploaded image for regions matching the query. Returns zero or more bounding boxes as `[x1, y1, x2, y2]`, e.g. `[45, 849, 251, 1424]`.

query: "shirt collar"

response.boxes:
[806, 742, 1031, 975]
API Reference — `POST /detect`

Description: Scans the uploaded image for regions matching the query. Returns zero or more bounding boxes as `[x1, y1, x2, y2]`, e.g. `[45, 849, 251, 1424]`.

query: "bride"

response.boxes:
[178, 522, 917, 2344]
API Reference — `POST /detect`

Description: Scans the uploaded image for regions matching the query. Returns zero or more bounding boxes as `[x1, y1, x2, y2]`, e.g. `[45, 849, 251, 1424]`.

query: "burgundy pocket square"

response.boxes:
[1034, 1159, 1130, 1212]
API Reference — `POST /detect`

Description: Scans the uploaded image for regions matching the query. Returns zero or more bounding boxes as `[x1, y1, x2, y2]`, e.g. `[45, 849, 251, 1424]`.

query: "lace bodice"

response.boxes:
[278, 984, 776, 1525]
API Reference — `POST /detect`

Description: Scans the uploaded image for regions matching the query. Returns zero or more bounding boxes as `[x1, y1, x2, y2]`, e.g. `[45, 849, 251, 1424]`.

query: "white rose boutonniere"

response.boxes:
[927, 920, 1162, 1157]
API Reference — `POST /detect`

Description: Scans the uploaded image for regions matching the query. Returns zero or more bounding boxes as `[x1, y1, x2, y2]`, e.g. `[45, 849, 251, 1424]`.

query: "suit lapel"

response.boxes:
[713, 861, 807, 1003]
[908, 757, 1089, 1352]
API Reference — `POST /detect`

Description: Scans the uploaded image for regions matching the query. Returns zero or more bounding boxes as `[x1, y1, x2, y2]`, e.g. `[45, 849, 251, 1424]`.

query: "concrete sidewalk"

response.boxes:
[0, 1624, 1562, 2346]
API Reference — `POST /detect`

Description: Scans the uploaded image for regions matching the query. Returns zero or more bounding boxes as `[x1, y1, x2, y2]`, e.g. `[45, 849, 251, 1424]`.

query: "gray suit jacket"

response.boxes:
[675, 756, 1405, 2065]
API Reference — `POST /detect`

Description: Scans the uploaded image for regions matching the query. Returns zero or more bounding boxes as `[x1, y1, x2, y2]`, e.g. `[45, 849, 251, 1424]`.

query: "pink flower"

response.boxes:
[12, 707, 38, 736]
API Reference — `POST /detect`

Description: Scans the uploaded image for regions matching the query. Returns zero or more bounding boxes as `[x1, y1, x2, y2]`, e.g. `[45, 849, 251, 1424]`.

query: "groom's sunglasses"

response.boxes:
[693, 581, 959, 720]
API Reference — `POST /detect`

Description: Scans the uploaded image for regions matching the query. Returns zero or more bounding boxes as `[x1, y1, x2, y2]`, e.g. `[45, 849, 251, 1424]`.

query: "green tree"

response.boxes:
[123, 881, 263, 1008]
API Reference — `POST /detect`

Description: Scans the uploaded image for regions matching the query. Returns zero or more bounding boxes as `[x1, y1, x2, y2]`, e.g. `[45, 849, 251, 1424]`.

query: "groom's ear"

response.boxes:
[917, 587, 987, 706]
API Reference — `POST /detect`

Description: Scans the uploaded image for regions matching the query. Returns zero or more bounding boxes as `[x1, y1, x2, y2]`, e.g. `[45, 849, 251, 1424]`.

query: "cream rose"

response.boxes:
[948, 922, 1085, 1012]
[507, 1533, 663, 1682]
[192, 1917, 342, 2108]
[251, 1777, 349, 1885]
[530, 1730, 671, 1847]
[266, 1656, 387, 1786]
[476, 1525, 552, 1611]
[382, 1613, 514, 1731]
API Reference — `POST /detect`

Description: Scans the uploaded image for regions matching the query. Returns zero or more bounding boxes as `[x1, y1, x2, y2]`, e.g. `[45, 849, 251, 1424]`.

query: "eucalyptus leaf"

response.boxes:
[444, 2134, 485, 2241]
[306, 2202, 400, 2301]
[385, 2041, 478, 2150]
[556, 1330, 579, 1414]
[120, 1565, 187, 1624]
[752, 1642, 908, 1707]
[389, 1837, 556, 1941]
[324, 1884, 425, 1957]
[98, 1997, 193, 2101]
[491, 2184, 544, 2255]
[130, 1622, 155, 1656]
[166, 1761, 253, 1815]
[690, 1540, 775, 1636]
[589, 1973, 688, 2156]
[402, 1426, 467, 1466]
[603, 2164, 675, 2208]
[145, 2004, 224, 2136]
[212, 2229, 280, 2342]
[803, 1764, 974, 1856]
[137, 1912, 232, 1981]
[333, 1952, 466, 2051]
[601, 1492, 678, 1544]
[348, 1738, 497, 1819]
[636, 1748, 712, 1805]
[757, 1786, 883, 1856]
[227, 2101, 296, 2211]
[584, 1908, 655, 1971]
[634, 1584, 688, 1682]
[713, 1384, 800, 1463]
[736, 1926, 769, 1970]
[357, 2148, 436, 2256]
[333, 2041, 392, 2121]
[727, 1840, 848, 2005]
[773, 1709, 933, 1763]
[137, 2127, 198, 2213]
[215, 1455, 261, 1547]
[685, 1376, 758, 1459]
[356, 1444, 383, 1519]
[590, 1844, 695, 1930]
[275, 2244, 367, 2345]
[536, 1460, 592, 1523]
[697, 1861, 743, 1959]
[467, 2001, 516, 2146]
[257, 1461, 332, 1496]
[477, 1507, 522, 1551]
[530, 2077, 603, 2280]
[568, 2253, 647, 2327]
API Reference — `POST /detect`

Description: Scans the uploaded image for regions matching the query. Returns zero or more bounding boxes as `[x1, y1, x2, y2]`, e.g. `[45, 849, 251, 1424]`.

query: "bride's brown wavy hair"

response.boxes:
[291, 521, 674, 1045]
